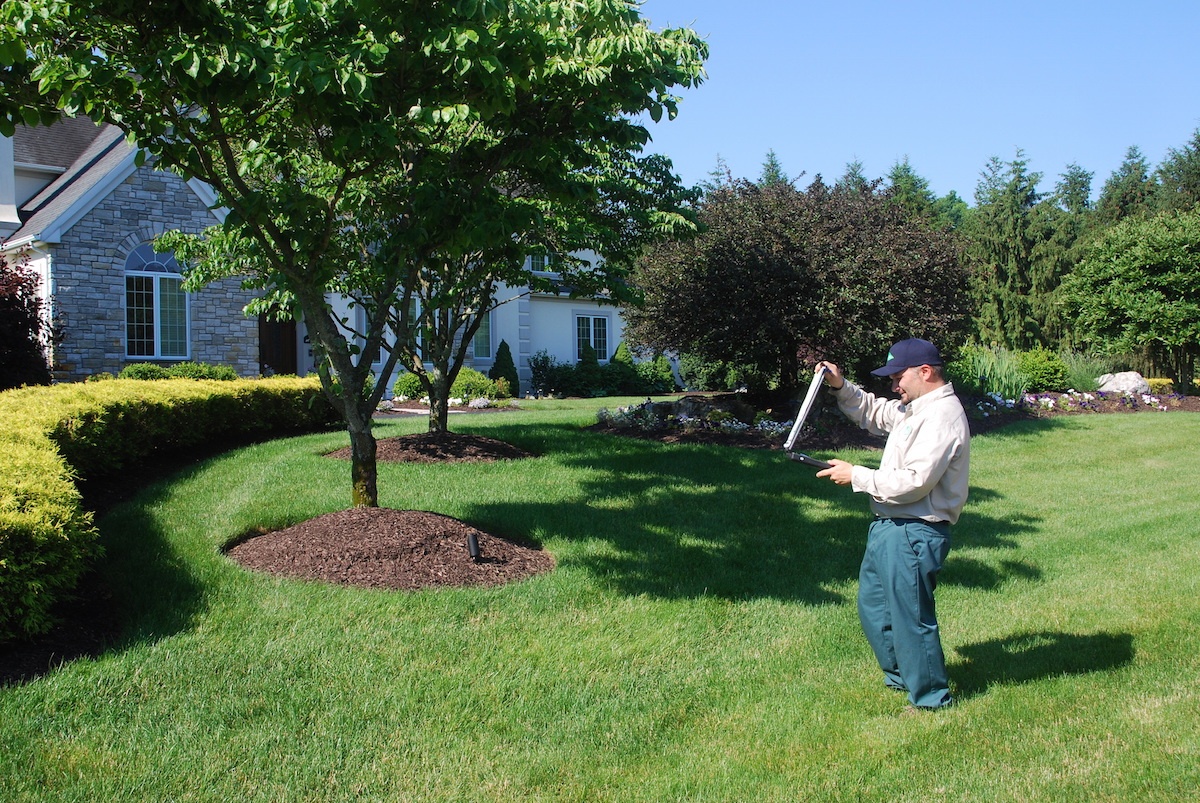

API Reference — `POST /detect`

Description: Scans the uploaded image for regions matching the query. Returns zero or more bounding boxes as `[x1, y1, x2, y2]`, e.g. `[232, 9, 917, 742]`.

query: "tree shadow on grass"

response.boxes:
[950, 630, 1135, 701]
[464, 422, 1031, 605]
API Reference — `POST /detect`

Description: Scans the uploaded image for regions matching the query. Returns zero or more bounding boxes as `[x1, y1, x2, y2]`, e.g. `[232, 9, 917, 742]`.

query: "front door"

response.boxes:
[258, 315, 297, 376]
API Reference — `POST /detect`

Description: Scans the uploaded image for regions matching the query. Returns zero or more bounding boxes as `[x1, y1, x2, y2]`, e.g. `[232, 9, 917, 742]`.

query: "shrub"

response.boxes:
[451, 367, 497, 400]
[0, 376, 337, 642]
[392, 371, 425, 400]
[1147, 377, 1175, 395]
[0, 252, 53, 391]
[678, 353, 747, 392]
[1018, 347, 1070, 393]
[637, 353, 678, 393]
[573, 343, 605, 397]
[488, 340, 520, 397]
[164, 361, 238, 381]
[529, 350, 560, 396]
[118, 361, 239, 381]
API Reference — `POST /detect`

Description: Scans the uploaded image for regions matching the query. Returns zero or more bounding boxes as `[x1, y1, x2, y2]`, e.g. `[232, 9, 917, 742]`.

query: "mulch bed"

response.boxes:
[226, 508, 553, 591]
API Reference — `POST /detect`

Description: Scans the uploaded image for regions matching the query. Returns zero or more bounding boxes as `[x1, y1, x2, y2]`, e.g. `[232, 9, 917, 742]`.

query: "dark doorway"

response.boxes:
[258, 316, 297, 376]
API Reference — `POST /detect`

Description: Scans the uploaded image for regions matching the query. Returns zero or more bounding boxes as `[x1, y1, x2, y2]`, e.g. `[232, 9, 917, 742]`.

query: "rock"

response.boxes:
[1096, 371, 1151, 395]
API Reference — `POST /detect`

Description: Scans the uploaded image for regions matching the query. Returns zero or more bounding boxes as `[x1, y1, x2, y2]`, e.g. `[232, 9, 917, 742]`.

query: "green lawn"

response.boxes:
[2, 400, 1198, 802]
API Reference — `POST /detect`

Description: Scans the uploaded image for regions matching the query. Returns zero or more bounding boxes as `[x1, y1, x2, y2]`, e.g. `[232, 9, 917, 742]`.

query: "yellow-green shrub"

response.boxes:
[1147, 377, 1175, 395]
[0, 377, 337, 642]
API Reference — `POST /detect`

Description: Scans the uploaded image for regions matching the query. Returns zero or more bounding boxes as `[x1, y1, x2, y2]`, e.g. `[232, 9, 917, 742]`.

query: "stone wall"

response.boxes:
[49, 167, 258, 380]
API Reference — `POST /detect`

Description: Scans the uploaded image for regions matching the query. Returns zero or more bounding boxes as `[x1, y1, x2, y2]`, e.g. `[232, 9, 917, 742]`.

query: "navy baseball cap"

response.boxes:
[870, 338, 944, 377]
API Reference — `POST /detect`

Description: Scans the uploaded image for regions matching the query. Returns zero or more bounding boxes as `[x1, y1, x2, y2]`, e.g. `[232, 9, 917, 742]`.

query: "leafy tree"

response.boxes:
[0, 251, 52, 389]
[1063, 208, 1200, 393]
[931, 190, 970, 231]
[4, 0, 706, 505]
[1095, 146, 1155, 226]
[625, 174, 971, 396]
[1153, 128, 1200, 214]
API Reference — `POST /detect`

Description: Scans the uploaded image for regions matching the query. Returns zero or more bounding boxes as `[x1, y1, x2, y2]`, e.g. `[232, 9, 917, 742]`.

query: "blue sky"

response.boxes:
[636, 1, 1200, 203]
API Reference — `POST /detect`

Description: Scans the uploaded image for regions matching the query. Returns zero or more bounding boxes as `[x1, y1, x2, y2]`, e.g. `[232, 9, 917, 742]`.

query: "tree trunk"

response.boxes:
[348, 420, 378, 507]
[427, 372, 451, 434]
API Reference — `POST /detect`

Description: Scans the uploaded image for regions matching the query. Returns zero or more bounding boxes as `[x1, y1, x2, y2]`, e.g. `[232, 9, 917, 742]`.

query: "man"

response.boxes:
[816, 338, 969, 711]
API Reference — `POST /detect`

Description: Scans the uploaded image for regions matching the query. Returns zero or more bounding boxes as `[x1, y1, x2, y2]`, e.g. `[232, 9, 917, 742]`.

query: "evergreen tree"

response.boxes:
[968, 153, 1044, 349]
[886, 157, 936, 220]
[836, 160, 870, 193]
[1095, 146, 1155, 226]
[1153, 128, 1200, 213]
[1028, 164, 1096, 348]
[487, 339, 520, 397]
[758, 149, 791, 187]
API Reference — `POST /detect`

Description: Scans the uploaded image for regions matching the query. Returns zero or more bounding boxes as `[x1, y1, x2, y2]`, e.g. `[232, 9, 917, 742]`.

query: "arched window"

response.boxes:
[124, 243, 189, 359]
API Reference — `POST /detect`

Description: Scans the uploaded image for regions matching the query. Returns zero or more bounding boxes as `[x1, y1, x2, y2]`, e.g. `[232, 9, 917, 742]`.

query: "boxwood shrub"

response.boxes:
[0, 376, 338, 643]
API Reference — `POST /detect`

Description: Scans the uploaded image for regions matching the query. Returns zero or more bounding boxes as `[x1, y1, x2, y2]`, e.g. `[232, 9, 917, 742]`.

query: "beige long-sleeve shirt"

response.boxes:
[833, 380, 971, 525]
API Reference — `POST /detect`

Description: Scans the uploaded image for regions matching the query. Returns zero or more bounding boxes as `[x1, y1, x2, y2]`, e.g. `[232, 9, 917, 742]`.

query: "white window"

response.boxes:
[529, 253, 557, 272]
[473, 311, 492, 360]
[125, 244, 189, 359]
[576, 314, 608, 361]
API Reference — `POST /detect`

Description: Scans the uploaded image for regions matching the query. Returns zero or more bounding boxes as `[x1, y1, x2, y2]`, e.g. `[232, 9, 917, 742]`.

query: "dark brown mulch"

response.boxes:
[326, 431, 533, 463]
[226, 508, 553, 591]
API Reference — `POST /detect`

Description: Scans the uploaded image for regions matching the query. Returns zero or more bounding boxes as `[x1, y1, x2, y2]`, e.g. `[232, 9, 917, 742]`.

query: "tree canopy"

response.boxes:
[2, 0, 707, 505]
[1063, 208, 1200, 392]
[624, 175, 972, 395]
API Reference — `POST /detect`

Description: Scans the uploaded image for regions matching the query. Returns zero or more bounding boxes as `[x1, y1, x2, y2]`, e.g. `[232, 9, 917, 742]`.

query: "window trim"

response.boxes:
[124, 244, 190, 360]
[574, 312, 610, 362]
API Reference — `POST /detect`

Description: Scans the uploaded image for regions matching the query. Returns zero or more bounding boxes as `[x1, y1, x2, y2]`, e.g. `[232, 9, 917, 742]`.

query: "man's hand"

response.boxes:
[817, 458, 854, 486]
[818, 361, 845, 390]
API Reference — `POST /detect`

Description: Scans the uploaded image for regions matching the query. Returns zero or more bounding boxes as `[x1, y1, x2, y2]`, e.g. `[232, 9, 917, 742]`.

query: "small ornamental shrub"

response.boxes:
[118, 362, 172, 380]
[119, 361, 239, 381]
[488, 340, 519, 397]
[450, 367, 498, 400]
[1147, 377, 1174, 395]
[573, 343, 605, 397]
[0, 252, 52, 391]
[392, 371, 425, 400]
[1017, 347, 1070, 393]
[637, 353, 677, 393]
[163, 361, 238, 380]
[529, 350, 556, 395]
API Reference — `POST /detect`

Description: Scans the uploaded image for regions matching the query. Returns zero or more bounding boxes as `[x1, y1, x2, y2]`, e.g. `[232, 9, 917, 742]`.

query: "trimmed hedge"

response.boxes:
[0, 377, 338, 642]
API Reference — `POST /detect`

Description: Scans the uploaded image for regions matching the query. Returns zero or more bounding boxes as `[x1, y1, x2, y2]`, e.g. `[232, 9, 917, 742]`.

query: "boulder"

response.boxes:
[1096, 371, 1151, 395]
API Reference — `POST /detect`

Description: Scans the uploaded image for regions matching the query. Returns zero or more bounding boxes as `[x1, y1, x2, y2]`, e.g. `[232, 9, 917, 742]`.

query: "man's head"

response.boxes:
[870, 338, 947, 404]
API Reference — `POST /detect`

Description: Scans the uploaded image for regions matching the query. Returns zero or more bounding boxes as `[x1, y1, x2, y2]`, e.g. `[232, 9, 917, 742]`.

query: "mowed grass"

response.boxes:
[2, 400, 1198, 802]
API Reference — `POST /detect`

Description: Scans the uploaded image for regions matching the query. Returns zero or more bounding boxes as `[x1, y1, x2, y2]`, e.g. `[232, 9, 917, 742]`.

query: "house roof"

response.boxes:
[4, 119, 135, 247]
[3, 117, 223, 249]
[12, 114, 107, 170]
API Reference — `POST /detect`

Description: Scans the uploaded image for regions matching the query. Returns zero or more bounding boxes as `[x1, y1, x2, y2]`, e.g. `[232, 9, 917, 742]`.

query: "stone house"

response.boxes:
[1, 118, 625, 393]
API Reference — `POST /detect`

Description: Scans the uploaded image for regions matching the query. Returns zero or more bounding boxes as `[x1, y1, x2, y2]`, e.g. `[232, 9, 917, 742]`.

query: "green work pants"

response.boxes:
[857, 517, 953, 709]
